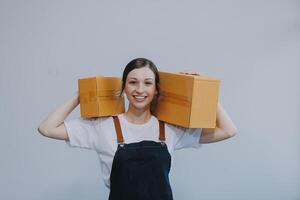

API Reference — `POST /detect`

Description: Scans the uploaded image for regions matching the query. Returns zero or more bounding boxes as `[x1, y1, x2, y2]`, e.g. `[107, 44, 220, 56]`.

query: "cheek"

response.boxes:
[150, 86, 157, 93]
[124, 85, 137, 98]
[124, 84, 132, 91]
[149, 88, 156, 96]
[123, 86, 131, 96]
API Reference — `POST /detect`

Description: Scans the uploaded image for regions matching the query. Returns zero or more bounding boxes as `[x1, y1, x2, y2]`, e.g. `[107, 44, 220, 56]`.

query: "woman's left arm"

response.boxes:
[199, 102, 237, 143]
[178, 71, 237, 143]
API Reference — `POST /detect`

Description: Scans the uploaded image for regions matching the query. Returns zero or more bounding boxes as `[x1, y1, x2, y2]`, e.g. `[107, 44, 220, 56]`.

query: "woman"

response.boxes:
[38, 58, 237, 200]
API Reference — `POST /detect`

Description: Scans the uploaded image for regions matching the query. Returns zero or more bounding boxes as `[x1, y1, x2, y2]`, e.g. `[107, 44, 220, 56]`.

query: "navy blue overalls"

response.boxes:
[108, 116, 173, 200]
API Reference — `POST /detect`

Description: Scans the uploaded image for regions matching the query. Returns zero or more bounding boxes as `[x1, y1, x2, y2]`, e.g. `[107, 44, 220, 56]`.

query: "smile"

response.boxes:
[133, 95, 147, 101]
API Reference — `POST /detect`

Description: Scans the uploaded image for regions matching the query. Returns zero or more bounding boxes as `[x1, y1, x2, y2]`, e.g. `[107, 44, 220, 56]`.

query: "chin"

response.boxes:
[130, 102, 151, 110]
[133, 104, 150, 110]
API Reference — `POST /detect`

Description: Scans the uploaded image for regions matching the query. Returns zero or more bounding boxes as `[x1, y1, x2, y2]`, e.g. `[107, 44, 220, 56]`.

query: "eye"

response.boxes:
[129, 81, 136, 84]
[145, 82, 153, 85]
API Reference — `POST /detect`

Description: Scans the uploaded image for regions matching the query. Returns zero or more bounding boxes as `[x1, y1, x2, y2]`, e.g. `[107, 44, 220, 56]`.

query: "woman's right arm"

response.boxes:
[37, 91, 79, 141]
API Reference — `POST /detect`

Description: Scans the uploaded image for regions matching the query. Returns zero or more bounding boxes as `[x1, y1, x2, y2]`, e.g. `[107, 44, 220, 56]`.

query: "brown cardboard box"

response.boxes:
[154, 71, 220, 128]
[78, 76, 125, 118]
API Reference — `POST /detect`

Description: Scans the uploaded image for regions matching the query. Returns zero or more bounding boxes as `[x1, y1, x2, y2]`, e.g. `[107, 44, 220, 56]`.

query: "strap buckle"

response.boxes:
[118, 142, 125, 148]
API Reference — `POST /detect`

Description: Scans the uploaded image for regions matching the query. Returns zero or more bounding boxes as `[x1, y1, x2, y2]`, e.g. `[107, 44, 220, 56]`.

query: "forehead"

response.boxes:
[127, 67, 155, 80]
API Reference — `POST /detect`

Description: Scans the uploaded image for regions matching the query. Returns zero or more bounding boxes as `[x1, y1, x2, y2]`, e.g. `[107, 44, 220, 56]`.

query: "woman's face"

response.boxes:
[124, 67, 157, 111]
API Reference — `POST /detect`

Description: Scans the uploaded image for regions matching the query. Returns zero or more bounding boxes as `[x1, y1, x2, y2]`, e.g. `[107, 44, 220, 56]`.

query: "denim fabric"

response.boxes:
[108, 140, 173, 200]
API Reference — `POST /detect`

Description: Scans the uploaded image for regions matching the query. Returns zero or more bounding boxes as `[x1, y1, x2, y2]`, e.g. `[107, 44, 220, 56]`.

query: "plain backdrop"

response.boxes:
[0, 1, 299, 200]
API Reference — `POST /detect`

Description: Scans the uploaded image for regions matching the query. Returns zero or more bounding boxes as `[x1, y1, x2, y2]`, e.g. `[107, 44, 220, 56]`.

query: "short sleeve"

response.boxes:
[64, 117, 98, 150]
[171, 125, 203, 151]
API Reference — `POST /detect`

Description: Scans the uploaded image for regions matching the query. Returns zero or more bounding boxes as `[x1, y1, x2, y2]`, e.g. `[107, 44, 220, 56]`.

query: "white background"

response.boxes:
[0, 0, 299, 199]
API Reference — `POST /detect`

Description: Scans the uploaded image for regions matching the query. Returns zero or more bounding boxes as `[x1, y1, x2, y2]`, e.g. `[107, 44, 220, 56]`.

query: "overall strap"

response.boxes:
[159, 120, 166, 142]
[112, 116, 124, 144]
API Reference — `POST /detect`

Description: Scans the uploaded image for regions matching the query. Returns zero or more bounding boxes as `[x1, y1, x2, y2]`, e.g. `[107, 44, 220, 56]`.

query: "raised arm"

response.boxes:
[200, 102, 237, 143]
[178, 71, 237, 143]
[37, 91, 79, 141]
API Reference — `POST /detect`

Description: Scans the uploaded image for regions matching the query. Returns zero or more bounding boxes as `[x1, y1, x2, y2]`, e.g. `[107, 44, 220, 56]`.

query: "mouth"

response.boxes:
[133, 95, 147, 102]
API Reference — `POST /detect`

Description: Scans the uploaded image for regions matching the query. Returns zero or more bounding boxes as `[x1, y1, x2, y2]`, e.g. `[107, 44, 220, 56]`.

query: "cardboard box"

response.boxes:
[153, 71, 220, 128]
[78, 76, 125, 118]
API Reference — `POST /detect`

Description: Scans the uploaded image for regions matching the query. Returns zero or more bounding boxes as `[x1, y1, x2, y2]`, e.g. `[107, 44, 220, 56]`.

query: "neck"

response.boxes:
[124, 105, 152, 124]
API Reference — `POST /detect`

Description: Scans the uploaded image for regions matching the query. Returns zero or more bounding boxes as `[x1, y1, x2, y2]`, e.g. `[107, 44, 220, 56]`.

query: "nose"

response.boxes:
[136, 82, 145, 93]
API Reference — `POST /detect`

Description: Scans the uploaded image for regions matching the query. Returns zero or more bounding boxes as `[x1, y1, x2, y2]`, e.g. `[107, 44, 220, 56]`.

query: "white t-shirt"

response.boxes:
[64, 113, 202, 189]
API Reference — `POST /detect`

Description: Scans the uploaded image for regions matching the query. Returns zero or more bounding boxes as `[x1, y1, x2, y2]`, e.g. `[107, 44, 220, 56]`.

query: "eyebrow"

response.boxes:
[128, 78, 154, 81]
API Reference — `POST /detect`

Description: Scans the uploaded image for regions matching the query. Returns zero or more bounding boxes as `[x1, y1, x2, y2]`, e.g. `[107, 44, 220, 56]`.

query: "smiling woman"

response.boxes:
[120, 58, 160, 123]
[37, 57, 237, 200]
[123, 71, 158, 123]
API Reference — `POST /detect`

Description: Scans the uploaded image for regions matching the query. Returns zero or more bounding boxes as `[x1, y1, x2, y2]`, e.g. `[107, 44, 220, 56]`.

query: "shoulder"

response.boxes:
[92, 116, 116, 129]
[163, 121, 202, 140]
[64, 116, 114, 130]
[83, 116, 111, 125]
[164, 121, 187, 133]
